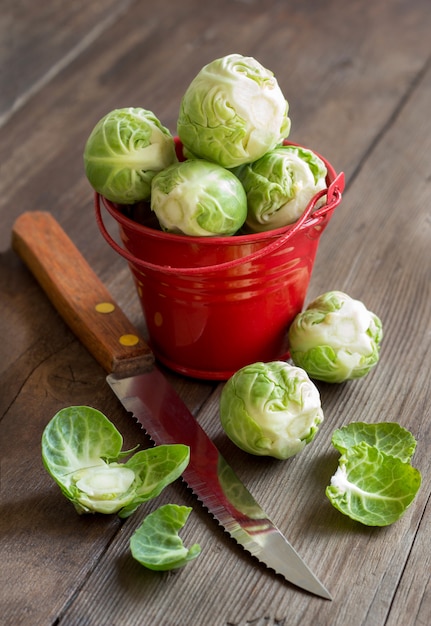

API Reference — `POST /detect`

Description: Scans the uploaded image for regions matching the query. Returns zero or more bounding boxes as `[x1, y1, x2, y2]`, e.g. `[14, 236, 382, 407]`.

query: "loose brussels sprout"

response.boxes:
[177, 54, 291, 168]
[83, 107, 177, 204]
[232, 145, 328, 232]
[219, 361, 324, 460]
[288, 291, 383, 383]
[150, 159, 247, 236]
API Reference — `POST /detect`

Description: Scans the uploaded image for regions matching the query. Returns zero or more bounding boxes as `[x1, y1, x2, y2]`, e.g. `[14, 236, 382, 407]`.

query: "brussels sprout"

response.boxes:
[177, 54, 291, 168]
[219, 361, 324, 460]
[150, 159, 247, 236]
[288, 291, 383, 383]
[83, 107, 177, 204]
[232, 145, 328, 232]
[42, 406, 190, 517]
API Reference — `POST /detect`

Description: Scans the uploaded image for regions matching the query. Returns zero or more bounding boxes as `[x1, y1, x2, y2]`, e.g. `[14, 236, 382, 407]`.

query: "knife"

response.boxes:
[11, 210, 331, 600]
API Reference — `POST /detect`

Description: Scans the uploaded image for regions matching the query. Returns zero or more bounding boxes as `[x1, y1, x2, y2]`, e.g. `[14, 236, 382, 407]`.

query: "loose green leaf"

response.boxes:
[331, 422, 417, 463]
[326, 442, 421, 526]
[119, 446, 190, 518]
[42, 406, 190, 516]
[130, 504, 201, 571]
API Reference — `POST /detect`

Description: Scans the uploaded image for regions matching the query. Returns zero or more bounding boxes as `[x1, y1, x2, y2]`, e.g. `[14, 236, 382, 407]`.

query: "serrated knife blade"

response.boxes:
[12, 211, 331, 600]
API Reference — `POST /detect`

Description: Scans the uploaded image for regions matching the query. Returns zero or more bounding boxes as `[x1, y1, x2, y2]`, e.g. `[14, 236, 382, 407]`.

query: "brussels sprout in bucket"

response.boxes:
[177, 54, 291, 168]
[150, 159, 247, 236]
[219, 361, 324, 459]
[84, 107, 177, 204]
[232, 144, 328, 232]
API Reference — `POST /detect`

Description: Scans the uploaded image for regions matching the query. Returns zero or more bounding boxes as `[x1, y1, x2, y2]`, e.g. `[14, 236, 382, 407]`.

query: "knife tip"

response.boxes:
[317, 587, 333, 601]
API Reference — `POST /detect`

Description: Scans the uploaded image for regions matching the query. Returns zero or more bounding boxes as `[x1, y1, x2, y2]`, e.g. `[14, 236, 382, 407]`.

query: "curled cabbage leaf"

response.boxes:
[233, 145, 328, 232]
[326, 439, 421, 527]
[130, 504, 201, 571]
[331, 421, 417, 463]
[288, 291, 383, 383]
[219, 361, 323, 460]
[84, 107, 177, 204]
[177, 54, 291, 168]
[150, 159, 247, 236]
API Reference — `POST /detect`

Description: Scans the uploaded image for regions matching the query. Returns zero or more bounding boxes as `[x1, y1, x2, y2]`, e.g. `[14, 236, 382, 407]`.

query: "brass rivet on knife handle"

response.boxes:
[11, 211, 154, 377]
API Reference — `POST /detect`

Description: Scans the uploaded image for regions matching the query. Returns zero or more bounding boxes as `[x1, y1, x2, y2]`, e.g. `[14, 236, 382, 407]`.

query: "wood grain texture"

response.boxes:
[1, 0, 430, 624]
[0, 0, 134, 125]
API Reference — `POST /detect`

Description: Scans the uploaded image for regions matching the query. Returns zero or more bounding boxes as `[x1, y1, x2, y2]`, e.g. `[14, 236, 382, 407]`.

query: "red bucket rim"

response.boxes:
[100, 139, 342, 246]
[95, 140, 344, 275]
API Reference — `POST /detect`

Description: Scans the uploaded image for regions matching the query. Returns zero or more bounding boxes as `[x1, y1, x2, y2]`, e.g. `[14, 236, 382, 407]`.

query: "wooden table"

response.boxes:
[1, 1, 430, 624]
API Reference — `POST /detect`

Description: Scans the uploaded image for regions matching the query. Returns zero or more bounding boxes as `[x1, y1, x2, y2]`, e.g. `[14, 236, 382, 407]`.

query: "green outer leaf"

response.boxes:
[118, 445, 190, 518]
[326, 442, 421, 526]
[331, 422, 417, 462]
[130, 504, 201, 571]
[41, 406, 124, 497]
[290, 344, 380, 383]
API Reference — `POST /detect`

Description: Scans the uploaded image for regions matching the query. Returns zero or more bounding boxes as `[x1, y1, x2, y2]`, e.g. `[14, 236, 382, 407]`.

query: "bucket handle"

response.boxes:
[95, 172, 345, 276]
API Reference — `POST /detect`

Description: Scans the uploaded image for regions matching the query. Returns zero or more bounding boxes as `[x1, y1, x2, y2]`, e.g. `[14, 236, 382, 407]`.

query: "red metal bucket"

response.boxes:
[95, 141, 344, 380]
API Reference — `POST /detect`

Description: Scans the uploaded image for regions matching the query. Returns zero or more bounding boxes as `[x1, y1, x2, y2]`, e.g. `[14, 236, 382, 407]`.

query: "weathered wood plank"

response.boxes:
[51, 12, 431, 626]
[1, 0, 430, 625]
[386, 496, 431, 626]
[0, 0, 133, 125]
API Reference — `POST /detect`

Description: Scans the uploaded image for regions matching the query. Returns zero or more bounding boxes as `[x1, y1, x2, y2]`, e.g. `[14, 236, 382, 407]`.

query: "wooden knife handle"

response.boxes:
[11, 211, 154, 376]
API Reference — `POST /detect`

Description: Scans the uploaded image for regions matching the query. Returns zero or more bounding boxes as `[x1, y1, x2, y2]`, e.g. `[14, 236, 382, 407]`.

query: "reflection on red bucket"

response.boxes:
[95, 140, 345, 380]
